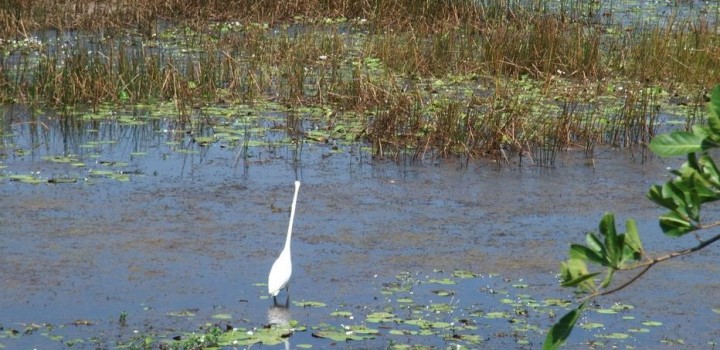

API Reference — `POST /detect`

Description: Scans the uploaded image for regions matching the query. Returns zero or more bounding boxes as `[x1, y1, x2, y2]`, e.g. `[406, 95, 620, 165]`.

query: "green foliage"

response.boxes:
[647, 85, 720, 237]
[650, 86, 720, 157]
[544, 84, 720, 349]
[648, 130, 704, 156]
[542, 302, 585, 350]
[560, 213, 644, 293]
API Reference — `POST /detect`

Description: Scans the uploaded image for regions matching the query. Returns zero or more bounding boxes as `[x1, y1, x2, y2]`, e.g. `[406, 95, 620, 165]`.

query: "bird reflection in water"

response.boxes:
[267, 302, 292, 326]
[267, 301, 292, 350]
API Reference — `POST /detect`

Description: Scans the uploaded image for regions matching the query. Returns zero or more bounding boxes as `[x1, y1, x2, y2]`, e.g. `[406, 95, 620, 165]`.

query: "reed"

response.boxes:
[0, 0, 717, 162]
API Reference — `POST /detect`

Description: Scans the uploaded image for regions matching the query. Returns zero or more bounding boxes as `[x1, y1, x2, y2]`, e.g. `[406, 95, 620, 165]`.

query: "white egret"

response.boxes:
[268, 181, 301, 301]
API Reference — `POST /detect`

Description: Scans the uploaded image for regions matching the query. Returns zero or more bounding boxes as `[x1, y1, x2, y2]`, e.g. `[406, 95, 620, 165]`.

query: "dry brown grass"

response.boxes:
[0, 0, 486, 38]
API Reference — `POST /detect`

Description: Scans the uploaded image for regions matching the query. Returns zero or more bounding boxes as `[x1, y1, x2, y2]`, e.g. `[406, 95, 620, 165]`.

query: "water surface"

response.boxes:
[1, 106, 718, 348]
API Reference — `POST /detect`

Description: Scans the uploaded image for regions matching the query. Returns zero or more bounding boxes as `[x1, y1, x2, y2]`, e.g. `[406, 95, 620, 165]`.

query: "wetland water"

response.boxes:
[1, 105, 718, 349]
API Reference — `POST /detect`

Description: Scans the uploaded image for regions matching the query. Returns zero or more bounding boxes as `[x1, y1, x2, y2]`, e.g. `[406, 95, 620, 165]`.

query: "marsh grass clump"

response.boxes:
[0, 0, 718, 163]
[593, 14, 720, 93]
[478, 15, 603, 79]
[0, 0, 486, 37]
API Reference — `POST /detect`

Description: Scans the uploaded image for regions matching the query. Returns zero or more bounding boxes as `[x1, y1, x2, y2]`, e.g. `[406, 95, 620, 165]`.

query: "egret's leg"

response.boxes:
[283, 284, 290, 307]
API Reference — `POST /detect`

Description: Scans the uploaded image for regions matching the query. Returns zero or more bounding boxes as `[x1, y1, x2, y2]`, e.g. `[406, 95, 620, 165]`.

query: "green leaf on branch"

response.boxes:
[560, 271, 601, 289]
[649, 131, 705, 156]
[585, 233, 605, 257]
[542, 302, 586, 350]
[560, 259, 598, 292]
[599, 213, 624, 268]
[664, 181, 690, 216]
[658, 211, 695, 237]
[648, 184, 678, 210]
[680, 156, 720, 204]
[600, 268, 615, 288]
[697, 154, 720, 192]
[623, 219, 643, 260]
[684, 154, 720, 205]
[569, 243, 605, 264]
[669, 176, 700, 222]
[598, 213, 617, 239]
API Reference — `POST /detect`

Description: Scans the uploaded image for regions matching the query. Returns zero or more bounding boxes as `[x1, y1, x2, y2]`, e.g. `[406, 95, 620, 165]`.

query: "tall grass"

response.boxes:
[0, 0, 486, 38]
[0, 0, 718, 162]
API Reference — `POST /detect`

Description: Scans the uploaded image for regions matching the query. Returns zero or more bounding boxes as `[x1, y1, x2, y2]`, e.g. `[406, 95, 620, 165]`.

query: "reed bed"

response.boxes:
[0, 0, 718, 163]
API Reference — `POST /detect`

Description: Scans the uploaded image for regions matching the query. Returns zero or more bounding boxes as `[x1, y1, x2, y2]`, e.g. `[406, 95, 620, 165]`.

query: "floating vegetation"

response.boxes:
[7, 174, 44, 184]
[167, 310, 196, 318]
[329, 311, 353, 318]
[595, 332, 630, 339]
[292, 301, 327, 308]
[88, 169, 131, 182]
[312, 324, 379, 342]
[661, 337, 686, 345]
[428, 278, 456, 285]
[211, 314, 232, 320]
[431, 289, 455, 297]
[595, 308, 618, 314]
[579, 322, 604, 330]
[47, 176, 77, 184]
[452, 270, 477, 279]
[365, 312, 399, 323]
[0, 269, 679, 348]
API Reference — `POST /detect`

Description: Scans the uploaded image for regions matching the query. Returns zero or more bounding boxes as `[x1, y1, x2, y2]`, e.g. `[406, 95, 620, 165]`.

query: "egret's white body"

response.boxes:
[268, 181, 301, 298]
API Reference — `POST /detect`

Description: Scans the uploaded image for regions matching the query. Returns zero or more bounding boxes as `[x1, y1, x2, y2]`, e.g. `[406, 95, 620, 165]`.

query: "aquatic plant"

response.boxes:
[0, 0, 717, 162]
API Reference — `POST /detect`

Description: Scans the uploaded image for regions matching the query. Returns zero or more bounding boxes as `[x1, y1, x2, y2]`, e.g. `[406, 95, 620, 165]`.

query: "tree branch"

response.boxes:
[584, 230, 720, 300]
[633, 229, 720, 267]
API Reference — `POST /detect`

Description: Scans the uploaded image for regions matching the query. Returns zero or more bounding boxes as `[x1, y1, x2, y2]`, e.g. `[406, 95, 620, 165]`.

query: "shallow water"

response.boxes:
[1, 105, 718, 349]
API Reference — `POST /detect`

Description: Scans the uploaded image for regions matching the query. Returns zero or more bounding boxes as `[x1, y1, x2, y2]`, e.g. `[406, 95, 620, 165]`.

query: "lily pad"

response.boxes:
[452, 270, 477, 278]
[217, 326, 292, 346]
[167, 310, 196, 317]
[311, 325, 375, 342]
[595, 308, 617, 314]
[365, 312, 398, 323]
[48, 177, 77, 184]
[431, 289, 455, 296]
[580, 322, 604, 330]
[212, 313, 232, 320]
[444, 333, 483, 344]
[427, 303, 454, 313]
[293, 300, 326, 308]
[42, 155, 79, 163]
[428, 278, 456, 285]
[8, 174, 43, 184]
[595, 332, 630, 339]
[484, 312, 510, 319]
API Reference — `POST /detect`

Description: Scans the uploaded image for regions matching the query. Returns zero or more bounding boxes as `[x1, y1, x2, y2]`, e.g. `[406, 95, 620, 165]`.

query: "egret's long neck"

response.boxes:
[284, 181, 301, 251]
